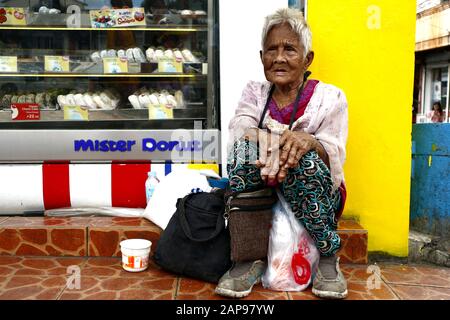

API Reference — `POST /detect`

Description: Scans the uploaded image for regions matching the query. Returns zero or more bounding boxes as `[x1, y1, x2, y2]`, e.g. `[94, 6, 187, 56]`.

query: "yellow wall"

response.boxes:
[307, 0, 416, 256]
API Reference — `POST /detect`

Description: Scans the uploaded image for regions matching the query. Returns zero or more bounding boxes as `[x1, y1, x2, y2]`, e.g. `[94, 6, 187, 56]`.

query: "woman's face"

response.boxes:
[261, 23, 313, 88]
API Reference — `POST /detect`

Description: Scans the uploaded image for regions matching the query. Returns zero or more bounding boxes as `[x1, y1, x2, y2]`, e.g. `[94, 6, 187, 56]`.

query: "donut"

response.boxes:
[57, 95, 67, 107]
[65, 94, 76, 106]
[74, 93, 86, 107]
[138, 94, 150, 108]
[145, 48, 155, 62]
[128, 95, 141, 109]
[107, 49, 117, 57]
[157, 93, 168, 106]
[173, 49, 184, 62]
[164, 49, 174, 59]
[83, 93, 98, 109]
[148, 93, 159, 105]
[117, 50, 126, 59]
[154, 49, 164, 62]
[126, 48, 135, 62]
[92, 94, 106, 109]
[166, 94, 178, 108]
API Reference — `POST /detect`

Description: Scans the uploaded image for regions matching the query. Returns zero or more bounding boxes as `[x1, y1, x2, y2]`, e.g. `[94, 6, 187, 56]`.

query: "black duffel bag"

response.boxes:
[153, 190, 232, 283]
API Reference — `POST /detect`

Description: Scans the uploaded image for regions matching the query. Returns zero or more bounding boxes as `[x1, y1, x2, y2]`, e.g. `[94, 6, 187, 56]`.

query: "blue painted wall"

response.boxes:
[411, 124, 450, 237]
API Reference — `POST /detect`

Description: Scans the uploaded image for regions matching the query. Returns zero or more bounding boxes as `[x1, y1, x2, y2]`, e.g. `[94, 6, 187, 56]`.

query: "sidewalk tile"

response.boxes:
[380, 264, 450, 288]
[341, 264, 373, 282]
[337, 232, 368, 264]
[175, 278, 288, 300]
[0, 275, 66, 300]
[58, 276, 174, 300]
[338, 220, 365, 231]
[287, 288, 320, 300]
[87, 217, 154, 228]
[88, 227, 160, 257]
[388, 284, 450, 300]
[0, 256, 86, 276]
[81, 258, 176, 280]
[0, 227, 86, 256]
[289, 281, 398, 300]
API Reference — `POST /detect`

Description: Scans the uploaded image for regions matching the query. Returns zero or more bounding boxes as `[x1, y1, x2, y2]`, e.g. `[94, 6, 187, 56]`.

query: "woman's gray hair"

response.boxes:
[261, 8, 312, 58]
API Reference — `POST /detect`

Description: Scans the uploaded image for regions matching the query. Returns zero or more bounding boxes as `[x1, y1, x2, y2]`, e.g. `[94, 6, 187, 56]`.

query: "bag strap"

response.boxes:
[257, 71, 312, 130]
[177, 193, 225, 243]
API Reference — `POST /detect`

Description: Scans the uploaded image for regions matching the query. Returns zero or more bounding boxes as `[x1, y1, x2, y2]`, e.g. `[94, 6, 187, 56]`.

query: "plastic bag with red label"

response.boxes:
[261, 190, 320, 291]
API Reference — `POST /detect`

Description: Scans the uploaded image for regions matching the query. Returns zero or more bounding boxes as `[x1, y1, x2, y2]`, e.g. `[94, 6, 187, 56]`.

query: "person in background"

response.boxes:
[216, 8, 348, 300]
[427, 102, 445, 123]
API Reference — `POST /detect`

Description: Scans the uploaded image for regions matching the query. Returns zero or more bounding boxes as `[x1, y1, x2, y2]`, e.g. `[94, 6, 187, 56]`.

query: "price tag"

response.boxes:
[0, 56, 18, 72]
[202, 63, 208, 75]
[103, 57, 128, 73]
[148, 104, 173, 120]
[11, 103, 40, 120]
[0, 8, 27, 26]
[158, 57, 182, 73]
[63, 106, 89, 121]
[90, 7, 146, 28]
[44, 56, 70, 72]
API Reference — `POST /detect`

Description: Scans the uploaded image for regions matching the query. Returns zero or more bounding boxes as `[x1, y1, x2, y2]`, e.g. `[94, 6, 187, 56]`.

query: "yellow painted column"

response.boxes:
[307, 0, 416, 256]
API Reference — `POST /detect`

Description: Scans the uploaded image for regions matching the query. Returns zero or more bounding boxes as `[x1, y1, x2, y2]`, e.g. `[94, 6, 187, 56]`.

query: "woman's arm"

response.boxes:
[228, 81, 264, 144]
[277, 87, 348, 184]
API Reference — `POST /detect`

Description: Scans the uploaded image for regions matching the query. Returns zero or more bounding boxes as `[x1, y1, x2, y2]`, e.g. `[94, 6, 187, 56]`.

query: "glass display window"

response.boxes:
[0, 0, 219, 130]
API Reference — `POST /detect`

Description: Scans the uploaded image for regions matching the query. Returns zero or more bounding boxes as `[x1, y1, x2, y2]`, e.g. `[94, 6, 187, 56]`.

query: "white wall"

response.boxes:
[416, 6, 450, 43]
[219, 0, 288, 172]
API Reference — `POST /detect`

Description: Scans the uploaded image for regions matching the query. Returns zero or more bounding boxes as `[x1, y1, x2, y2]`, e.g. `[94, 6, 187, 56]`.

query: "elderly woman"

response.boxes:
[215, 8, 348, 299]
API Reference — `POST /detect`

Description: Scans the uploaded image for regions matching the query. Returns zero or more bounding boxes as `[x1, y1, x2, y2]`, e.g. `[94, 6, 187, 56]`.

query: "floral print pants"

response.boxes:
[227, 138, 342, 257]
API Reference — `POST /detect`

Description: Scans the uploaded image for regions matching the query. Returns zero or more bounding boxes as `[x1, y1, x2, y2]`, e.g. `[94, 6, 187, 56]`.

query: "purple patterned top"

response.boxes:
[269, 80, 320, 125]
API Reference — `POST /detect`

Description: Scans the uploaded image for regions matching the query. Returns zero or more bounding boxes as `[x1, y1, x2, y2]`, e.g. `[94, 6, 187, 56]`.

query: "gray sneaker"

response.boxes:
[312, 256, 348, 299]
[215, 260, 266, 298]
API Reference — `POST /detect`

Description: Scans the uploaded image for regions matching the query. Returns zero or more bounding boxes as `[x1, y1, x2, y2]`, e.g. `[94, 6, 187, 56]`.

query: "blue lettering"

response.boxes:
[142, 138, 156, 151]
[192, 140, 202, 151]
[74, 139, 136, 152]
[168, 141, 179, 151]
[109, 141, 118, 152]
[127, 140, 136, 151]
[176, 141, 191, 151]
[116, 140, 126, 152]
[99, 140, 109, 152]
[142, 138, 202, 152]
[74, 140, 95, 152]
[157, 141, 169, 151]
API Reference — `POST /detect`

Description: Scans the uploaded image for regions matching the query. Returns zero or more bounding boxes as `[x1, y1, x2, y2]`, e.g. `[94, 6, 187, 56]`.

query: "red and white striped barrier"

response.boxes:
[0, 162, 219, 215]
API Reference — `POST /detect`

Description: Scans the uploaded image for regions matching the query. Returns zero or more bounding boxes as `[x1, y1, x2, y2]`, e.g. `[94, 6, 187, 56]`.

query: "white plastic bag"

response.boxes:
[262, 190, 320, 291]
[143, 169, 212, 230]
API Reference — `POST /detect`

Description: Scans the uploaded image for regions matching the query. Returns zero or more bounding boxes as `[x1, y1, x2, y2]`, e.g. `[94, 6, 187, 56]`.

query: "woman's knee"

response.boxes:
[228, 138, 259, 166]
[283, 150, 331, 184]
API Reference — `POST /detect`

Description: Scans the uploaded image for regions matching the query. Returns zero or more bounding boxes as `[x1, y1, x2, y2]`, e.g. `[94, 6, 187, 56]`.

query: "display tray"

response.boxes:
[18, 13, 208, 29]
[0, 61, 204, 75]
[0, 106, 206, 122]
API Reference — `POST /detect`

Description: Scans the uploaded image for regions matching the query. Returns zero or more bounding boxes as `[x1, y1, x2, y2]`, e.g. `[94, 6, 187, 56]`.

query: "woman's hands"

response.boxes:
[244, 128, 280, 184]
[247, 129, 329, 184]
[277, 131, 317, 182]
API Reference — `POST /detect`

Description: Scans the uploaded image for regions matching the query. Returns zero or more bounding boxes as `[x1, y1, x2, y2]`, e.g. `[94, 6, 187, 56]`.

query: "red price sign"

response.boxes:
[11, 103, 41, 120]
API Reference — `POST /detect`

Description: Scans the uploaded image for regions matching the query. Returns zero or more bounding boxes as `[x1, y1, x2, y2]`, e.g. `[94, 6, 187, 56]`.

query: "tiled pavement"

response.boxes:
[0, 217, 367, 264]
[0, 217, 161, 257]
[0, 256, 448, 300]
[0, 216, 447, 300]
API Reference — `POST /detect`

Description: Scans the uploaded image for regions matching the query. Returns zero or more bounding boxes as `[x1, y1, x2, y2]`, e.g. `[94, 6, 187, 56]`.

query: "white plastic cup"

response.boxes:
[120, 239, 152, 272]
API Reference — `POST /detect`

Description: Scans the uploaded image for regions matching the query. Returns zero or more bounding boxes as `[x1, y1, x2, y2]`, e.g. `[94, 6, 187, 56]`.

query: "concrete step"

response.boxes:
[0, 216, 368, 264]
